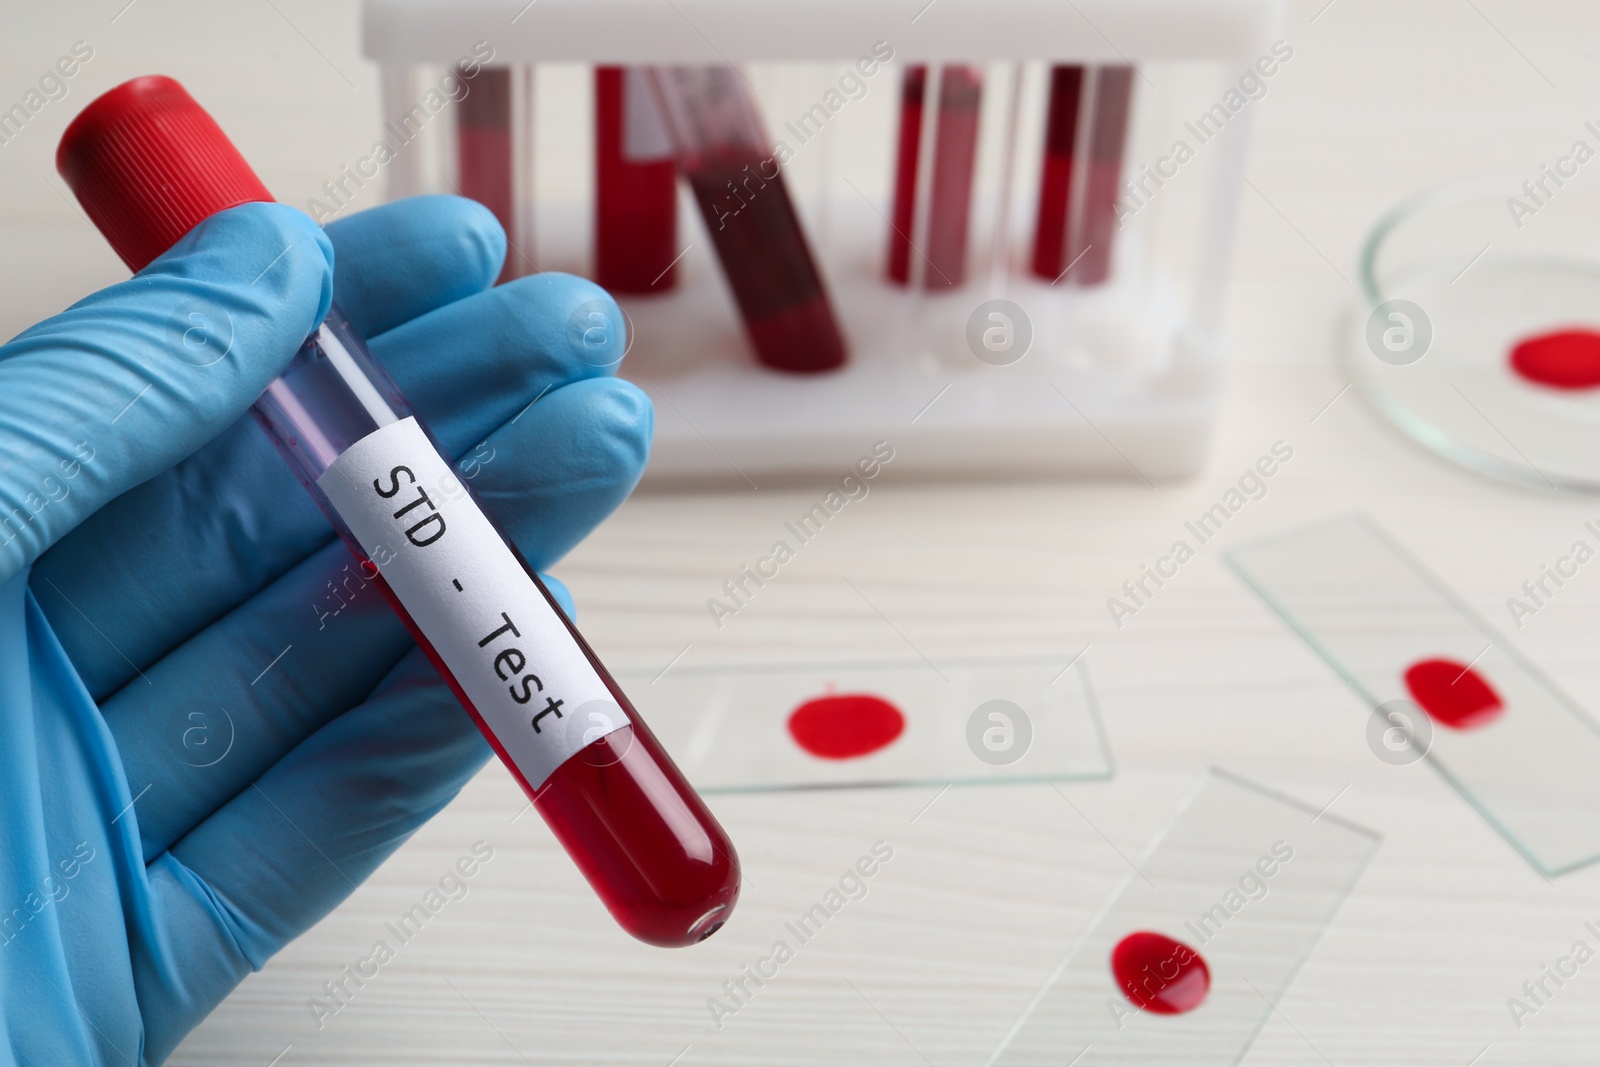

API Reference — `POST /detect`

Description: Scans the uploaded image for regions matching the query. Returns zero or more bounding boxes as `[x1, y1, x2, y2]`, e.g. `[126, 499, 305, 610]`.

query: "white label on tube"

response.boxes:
[317, 416, 628, 790]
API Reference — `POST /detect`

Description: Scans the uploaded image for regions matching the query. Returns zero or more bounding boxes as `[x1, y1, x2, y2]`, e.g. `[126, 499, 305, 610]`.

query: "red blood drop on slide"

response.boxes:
[1509, 329, 1600, 390]
[787, 693, 905, 759]
[1111, 931, 1211, 1015]
[1403, 657, 1505, 730]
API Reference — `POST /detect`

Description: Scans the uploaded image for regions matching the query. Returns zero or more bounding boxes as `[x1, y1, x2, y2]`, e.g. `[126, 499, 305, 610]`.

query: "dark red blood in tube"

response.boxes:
[595, 67, 679, 293]
[1111, 931, 1211, 1014]
[1403, 657, 1505, 730]
[1031, 65, 1085, 280]
[683, 148, 846, 373]
[788, 693, 906, 759]
[648, 67, 847, 373]
[887, 66, 926, 285]
[924, 67, 982, 289]
[1071, 66, 1134, 287]
[539, 728, 737, 946]
[886, 66, 982, 289]
[457, 67, 516, 283]
[371, 567, 739, 946]
[1509, 328, 1600, 390]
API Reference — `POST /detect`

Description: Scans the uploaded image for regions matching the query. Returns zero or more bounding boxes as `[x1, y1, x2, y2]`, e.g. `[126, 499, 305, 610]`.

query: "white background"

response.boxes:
[5, 1, 1600, 1063]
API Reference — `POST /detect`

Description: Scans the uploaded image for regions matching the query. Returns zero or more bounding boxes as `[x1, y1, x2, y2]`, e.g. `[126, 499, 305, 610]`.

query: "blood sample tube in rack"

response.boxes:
[1032, 65, 1133, 287]
[595, 66, 680, 293]
[1072, 65, 1134, 286]
[645, 66, 848, 374]
[1030, 64, 1085, 281]
[886, 64, 984, 290]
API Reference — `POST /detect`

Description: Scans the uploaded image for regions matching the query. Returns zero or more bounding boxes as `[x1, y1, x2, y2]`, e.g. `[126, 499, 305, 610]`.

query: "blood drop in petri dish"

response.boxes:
[1508, 328, 1600, 390]
[1110, 931, 1211, 1015]
[1403, 658, 1504, 730]
[787, 693, 905, 759]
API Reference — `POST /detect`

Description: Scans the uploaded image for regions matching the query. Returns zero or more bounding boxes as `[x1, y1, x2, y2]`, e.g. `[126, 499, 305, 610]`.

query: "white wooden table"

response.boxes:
[6, 1, 1600, 1063]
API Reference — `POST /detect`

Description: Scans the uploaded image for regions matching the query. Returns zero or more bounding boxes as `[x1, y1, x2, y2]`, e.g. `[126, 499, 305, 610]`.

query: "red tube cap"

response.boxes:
[57, 75, 274, 272]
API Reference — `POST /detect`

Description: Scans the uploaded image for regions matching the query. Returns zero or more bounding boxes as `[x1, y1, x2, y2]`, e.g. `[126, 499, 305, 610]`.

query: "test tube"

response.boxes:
[644, 66, 847, 374]
[886, 65, 984, 289]
[58, 76, 739, 948]
[886, 65, 927, 285]
[456, 66, 518, 283]
[1070, 65, 1134, 286]
[1029, 64, 1085, 280]
[594, 67, 679, 292]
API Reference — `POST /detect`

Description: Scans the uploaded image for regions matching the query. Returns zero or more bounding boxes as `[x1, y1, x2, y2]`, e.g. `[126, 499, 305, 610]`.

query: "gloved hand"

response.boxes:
[0, 195, 651, 1065]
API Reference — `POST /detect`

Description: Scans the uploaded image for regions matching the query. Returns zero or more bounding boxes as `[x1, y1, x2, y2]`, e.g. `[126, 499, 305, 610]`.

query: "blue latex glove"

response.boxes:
[0, 195, 651, 1065]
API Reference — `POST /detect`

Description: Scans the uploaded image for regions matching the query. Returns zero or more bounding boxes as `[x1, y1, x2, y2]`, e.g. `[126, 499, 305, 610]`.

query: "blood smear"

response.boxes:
[1509, 328, 1600, 389]
[1110, 931, 1211, 1015]
[1403, 657, 1505, 730]
[787, 693, 905, 759]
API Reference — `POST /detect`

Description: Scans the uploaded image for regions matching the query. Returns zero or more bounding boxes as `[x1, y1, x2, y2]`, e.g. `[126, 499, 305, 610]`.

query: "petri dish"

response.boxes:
[1348, 174, 1600, 492]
